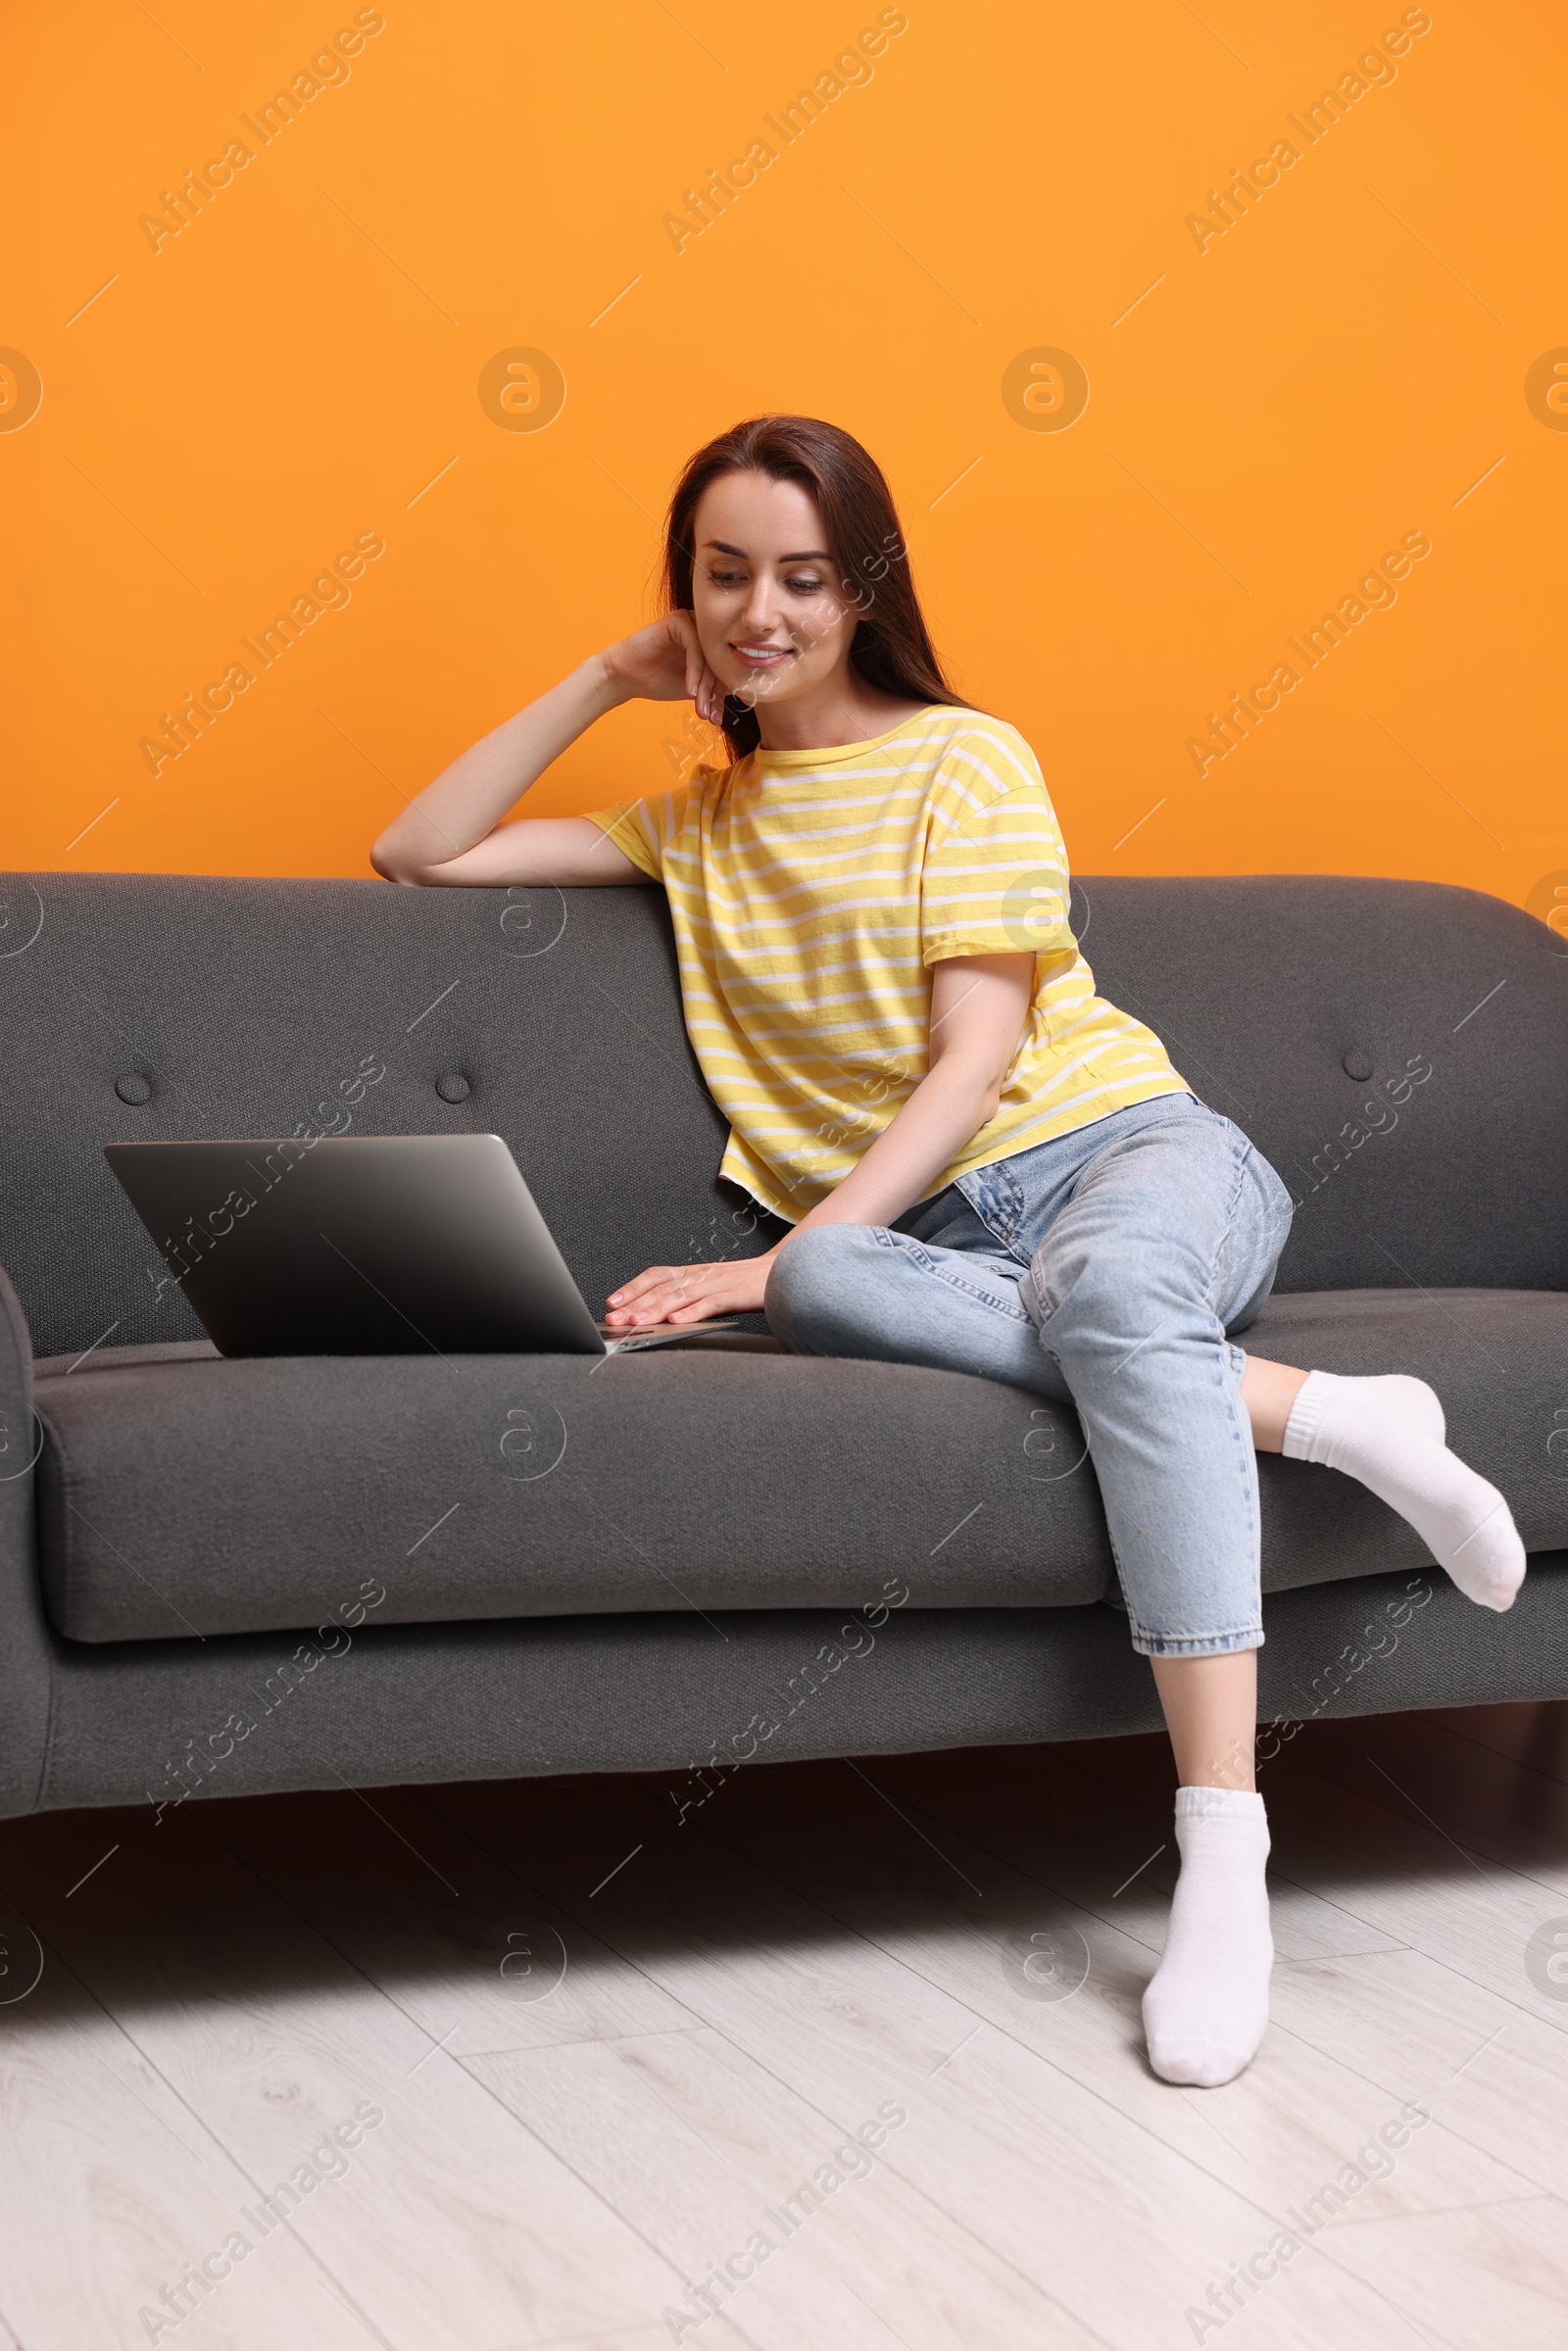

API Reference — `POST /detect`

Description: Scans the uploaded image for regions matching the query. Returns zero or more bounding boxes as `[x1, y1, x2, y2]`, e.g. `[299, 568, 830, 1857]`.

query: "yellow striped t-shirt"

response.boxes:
[588, 705, 1188, 1224]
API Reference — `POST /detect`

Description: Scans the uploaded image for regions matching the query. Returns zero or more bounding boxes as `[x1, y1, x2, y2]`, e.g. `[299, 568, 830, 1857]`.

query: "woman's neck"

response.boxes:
[752, 674, 929, 754]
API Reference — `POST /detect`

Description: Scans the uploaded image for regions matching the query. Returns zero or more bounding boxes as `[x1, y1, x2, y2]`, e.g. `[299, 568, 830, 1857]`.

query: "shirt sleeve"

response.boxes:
[582, 790, 683, 881]
[918, 725, 1079, 964]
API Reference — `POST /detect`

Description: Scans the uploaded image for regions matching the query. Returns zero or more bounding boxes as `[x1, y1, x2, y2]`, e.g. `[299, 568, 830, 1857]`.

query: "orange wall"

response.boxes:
[6, 1, 1565, 924]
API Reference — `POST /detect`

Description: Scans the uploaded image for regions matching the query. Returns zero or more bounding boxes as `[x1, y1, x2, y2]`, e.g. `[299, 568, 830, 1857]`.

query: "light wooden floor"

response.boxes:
[1, 1700, 1565, 2351]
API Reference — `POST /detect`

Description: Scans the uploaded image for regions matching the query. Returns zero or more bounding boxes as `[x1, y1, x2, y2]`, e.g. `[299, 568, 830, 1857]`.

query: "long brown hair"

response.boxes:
[662, 415, 971, 761]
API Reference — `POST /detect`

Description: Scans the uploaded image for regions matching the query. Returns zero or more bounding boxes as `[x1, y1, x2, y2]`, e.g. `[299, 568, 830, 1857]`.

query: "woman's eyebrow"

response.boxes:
[704, 539, 833, 562]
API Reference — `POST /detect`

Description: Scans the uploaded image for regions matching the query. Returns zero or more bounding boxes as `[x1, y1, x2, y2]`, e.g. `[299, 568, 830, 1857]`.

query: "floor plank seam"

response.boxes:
[1411, 1712, 1568, 1791]
[1324, 2188, 1560, 2229]
[1279, 1752, 1568, 1898]
[1258, 2016, 1560, 2201]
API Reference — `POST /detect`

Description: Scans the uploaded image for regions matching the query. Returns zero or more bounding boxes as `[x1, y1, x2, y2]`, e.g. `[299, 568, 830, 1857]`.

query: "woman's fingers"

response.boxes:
[607, 1300, 701, 1329]
[608, 612, 710, 704]
[605, 1264, 704, 1325]
[658, 612, 726, 728]
[604, 1255, 770, 1327]
[688, 659, 719, 727]
[672, 612, 707, 703]
[606, 1265, 676, 1307]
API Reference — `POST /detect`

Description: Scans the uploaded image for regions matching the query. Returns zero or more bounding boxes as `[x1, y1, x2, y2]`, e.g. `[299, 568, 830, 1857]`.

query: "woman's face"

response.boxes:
[688, 470, 858, 714]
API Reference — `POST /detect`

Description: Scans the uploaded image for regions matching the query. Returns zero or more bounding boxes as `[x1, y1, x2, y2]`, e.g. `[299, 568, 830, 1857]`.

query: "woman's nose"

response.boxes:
[742, 579, 780, 635]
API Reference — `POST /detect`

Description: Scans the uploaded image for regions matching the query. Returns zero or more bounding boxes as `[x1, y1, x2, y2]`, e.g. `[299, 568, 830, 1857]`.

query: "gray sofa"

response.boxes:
[2, 868, 1566, 1821]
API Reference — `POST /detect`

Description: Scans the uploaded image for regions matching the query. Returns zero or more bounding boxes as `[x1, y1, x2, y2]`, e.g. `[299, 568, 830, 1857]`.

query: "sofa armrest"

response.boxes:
[0, 1264, 52, 1815]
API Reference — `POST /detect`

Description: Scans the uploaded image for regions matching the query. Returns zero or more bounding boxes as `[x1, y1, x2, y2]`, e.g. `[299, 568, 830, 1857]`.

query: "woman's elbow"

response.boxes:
[973, 1050, 1019, 1127]
[369, 837, 422, 885]
[929, 1052, 1006, 1129]
[942, 1060, 1005, 1129]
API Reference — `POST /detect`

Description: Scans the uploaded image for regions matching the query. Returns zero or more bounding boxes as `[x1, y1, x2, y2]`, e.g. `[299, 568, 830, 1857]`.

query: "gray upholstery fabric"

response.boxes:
[30, 1556, 1568, 1815]
[34, 1341, 1111, 1640]
[2, 874, 1565, 1369]
[31, 1283, 1568, 1643]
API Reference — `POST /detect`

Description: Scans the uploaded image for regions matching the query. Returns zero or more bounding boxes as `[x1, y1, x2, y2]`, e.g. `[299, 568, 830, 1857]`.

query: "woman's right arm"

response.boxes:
[369, 613, 722, 888]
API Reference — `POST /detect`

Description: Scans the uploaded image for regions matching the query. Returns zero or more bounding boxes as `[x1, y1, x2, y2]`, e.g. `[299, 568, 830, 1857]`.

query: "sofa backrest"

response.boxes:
[1, 870, 1562, 1355]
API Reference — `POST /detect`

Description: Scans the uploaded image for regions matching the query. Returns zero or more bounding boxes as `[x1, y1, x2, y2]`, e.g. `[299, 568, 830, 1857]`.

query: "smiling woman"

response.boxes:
[368, 412, 1530, 2096]
[656, 414, 953, 760]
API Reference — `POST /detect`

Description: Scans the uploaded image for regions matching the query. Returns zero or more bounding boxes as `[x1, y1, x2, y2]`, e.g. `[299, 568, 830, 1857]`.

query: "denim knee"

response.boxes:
[764, 1224, 877, 1351]
[1024, 1250, 1216, 1369]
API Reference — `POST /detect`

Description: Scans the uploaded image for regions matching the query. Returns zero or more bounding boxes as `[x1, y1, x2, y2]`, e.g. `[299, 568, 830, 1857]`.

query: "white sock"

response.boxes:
[1283, 1369, 1525, 1611]
[1143, 1786, 1272, 2088]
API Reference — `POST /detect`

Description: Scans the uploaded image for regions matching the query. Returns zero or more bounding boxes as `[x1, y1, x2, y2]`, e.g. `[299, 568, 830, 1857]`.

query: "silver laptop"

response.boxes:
[104, 1134, 738, 1358]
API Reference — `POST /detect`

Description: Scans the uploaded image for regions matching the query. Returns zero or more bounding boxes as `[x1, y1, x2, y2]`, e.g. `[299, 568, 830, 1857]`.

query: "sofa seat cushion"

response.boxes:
[32, 1285, 1568, 1644]
[32, 1341, 1115, 1642]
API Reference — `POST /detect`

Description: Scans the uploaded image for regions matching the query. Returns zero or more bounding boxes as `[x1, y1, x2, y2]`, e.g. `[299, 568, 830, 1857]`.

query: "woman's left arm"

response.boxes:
[603, 952, 1036, 1327]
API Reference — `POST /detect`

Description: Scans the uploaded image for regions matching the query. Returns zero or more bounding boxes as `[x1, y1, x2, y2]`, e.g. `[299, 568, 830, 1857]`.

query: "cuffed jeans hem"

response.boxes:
[1129, 1624, 1265, 1659]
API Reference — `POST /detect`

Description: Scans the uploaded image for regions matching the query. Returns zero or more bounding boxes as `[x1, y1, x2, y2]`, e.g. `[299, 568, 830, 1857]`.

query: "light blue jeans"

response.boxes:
[764, 1093, 1296, 1656]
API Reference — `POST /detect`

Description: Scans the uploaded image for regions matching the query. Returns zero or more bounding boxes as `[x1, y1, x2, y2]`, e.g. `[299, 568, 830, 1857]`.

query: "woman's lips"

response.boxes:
[730, 643, 795, 667]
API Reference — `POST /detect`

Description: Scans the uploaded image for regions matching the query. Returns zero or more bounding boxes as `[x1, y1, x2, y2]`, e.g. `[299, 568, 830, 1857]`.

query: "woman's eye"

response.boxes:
[786, 575, 825, 593]
[707, 567, 743, 586]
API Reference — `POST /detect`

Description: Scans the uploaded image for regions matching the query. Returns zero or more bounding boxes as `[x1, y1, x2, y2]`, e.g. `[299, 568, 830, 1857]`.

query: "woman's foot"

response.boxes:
[1143, 1786, 1273, 2087]
[1283, 1371, 1526, 1610]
